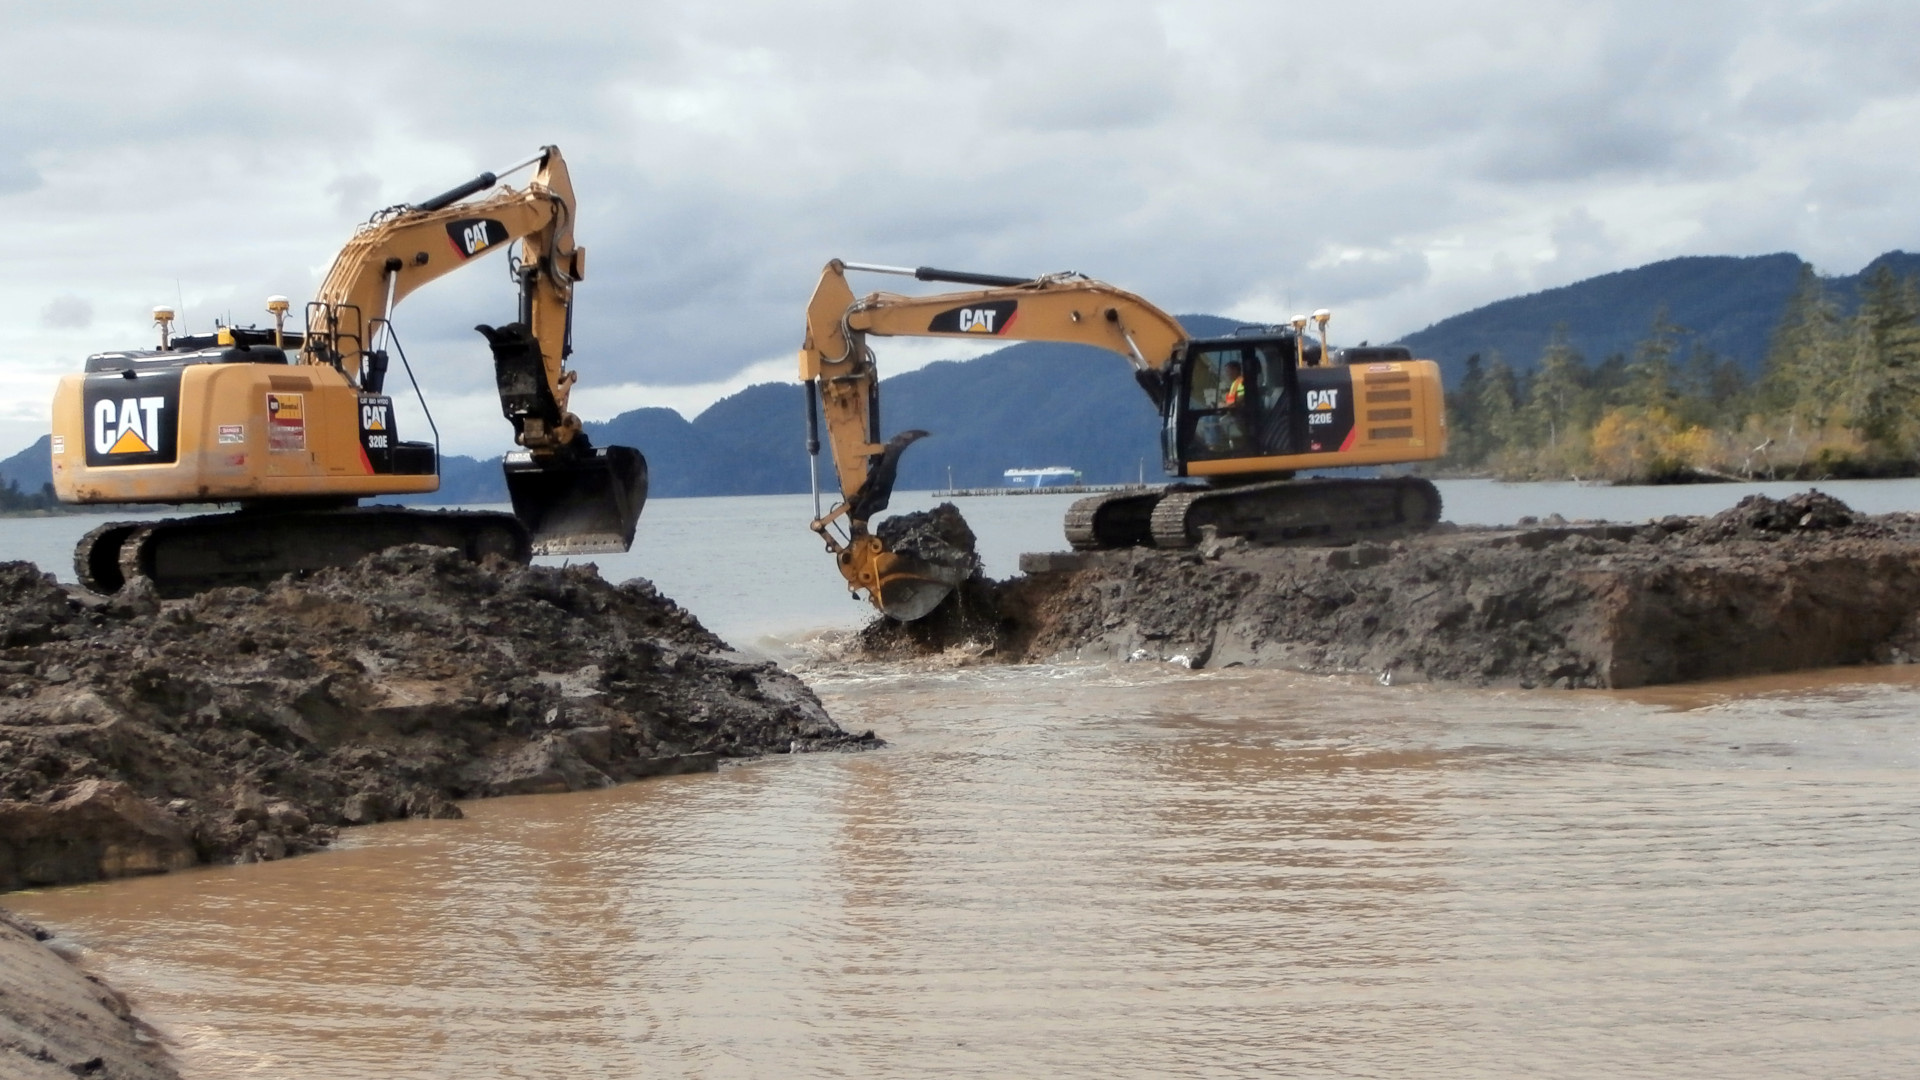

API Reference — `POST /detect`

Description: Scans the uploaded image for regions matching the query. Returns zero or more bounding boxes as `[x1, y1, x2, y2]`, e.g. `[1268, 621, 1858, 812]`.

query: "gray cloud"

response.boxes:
[39, 295, 92, 330]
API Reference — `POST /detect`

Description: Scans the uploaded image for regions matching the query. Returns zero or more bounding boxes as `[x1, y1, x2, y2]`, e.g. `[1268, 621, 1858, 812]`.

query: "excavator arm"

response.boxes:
[303, 146, 589, 455]
[305, 146, 644, 555]
[798, 259, 1189, 618]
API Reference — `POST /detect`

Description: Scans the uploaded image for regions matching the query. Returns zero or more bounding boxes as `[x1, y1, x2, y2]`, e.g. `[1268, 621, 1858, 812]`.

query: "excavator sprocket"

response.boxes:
[1148, 477, 1442, 549]
[76, 507, 533, 598]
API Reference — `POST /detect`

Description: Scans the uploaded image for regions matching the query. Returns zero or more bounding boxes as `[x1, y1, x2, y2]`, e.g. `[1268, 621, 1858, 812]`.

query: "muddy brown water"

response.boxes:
[11, 660, 1920, 1078]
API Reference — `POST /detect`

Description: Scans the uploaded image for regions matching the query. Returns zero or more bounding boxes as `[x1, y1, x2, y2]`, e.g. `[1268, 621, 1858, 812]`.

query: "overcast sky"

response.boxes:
[3, 0, 1918, 457]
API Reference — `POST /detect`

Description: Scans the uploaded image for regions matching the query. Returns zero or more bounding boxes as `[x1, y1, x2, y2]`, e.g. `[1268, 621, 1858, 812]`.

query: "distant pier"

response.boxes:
[932, 483, 1163, 498]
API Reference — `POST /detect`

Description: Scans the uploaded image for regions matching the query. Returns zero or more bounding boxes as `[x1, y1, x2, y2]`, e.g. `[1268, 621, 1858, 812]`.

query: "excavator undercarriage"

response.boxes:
[1066, 477, 1443, 551]
[76, 506, 533, 598]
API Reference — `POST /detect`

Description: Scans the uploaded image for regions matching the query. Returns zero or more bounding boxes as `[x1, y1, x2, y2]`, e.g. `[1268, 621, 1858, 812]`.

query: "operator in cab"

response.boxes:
[1220, 359, 1250, 451]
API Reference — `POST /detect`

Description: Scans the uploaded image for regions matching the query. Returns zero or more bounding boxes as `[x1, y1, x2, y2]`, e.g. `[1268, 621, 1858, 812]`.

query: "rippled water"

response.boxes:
[13, 662, 1920, 1078]
[9, 481, 1920, 1076]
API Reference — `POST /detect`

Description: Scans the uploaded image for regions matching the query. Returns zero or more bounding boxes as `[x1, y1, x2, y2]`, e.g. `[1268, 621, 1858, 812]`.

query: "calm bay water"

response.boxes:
[7, 479, 1920, 1077]
[10, 476, 1920, 648]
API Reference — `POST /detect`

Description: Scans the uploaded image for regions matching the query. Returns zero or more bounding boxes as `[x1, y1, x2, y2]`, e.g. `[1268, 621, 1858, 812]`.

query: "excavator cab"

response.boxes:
[1161, 331, 1444, 484]
[503, 444, 648, 555]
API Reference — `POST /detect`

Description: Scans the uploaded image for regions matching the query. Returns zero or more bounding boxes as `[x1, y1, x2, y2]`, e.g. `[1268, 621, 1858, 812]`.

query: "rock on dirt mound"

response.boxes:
[875, 502, 980, 574]
[1700, 490, 1856, 538]
[0, 547, 876, 893]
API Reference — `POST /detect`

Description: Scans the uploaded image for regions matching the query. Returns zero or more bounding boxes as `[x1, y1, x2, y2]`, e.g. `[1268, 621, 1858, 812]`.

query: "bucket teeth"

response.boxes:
[504, 444, 649, 555]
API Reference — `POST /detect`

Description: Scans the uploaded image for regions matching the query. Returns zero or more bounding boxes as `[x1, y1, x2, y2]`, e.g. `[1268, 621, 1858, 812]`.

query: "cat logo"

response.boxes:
[927, 299, 1018, 336]
[1307, 389, 1340, 411]
[358, 395, 397, 465]
[445, 218, 512, 260]
[92, 396, 166, 455]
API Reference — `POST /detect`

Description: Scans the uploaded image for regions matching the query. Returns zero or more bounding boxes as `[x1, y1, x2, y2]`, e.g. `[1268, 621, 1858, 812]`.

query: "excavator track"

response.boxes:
[1064, 488, 1185, 550]
[1148, 477, 1442, 549]
[76, 507, 532, 598]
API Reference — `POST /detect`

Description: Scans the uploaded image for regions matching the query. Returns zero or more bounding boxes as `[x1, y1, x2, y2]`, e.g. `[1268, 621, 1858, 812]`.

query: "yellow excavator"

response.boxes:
[51, 146, 646, 596]
[798, 259, 1447, 620]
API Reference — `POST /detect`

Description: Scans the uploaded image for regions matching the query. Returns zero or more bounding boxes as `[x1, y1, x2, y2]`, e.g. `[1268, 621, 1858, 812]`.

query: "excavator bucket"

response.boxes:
[503, 444, 648, 555]
[867, 547, 972, 622]
[838, 507, 978, 621]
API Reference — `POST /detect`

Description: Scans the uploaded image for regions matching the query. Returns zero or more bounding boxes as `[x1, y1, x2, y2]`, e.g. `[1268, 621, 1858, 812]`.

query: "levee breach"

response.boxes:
[860, 492, 1920, 689]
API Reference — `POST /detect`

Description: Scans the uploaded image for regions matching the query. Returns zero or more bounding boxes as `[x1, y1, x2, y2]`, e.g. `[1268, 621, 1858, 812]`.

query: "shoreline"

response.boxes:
[1, 906, 179, 1079]
[0, 545, 883, 1075]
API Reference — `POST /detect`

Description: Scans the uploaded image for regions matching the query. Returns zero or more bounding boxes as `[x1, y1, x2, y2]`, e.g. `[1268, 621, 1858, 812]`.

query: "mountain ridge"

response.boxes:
[1399, 250, 1920, 383]
[6, 250, 1914, 501]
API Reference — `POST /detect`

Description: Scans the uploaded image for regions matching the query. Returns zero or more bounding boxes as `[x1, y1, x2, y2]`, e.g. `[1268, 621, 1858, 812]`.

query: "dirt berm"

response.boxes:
[0, 545, 875, 896]
[862, 492, 1920, 688]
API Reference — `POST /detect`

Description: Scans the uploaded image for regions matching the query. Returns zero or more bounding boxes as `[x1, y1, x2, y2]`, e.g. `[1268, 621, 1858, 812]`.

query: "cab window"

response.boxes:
[1184, 347, 1260, 458]
[1187, 348, 1252, 409]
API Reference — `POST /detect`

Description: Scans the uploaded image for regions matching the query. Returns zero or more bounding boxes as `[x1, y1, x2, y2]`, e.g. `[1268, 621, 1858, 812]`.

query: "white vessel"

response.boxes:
[1003, 467, 1083, 488]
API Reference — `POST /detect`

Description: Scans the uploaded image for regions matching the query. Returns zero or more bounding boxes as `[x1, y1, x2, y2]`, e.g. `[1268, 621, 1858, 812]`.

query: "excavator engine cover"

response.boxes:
[504, 444, 648, 555]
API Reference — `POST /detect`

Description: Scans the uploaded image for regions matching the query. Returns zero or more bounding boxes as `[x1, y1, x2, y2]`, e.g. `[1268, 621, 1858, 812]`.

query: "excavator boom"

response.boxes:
[304, 147, 645, 555]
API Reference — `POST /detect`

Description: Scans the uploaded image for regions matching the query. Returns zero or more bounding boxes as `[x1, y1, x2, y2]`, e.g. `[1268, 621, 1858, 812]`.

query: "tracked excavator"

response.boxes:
[51, 146, 647, 597]
[799, 260, 1447, 620]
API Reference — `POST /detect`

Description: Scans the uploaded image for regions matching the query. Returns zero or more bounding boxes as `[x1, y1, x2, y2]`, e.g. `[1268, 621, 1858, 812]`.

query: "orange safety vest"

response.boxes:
[1223, 376, 1245, 407]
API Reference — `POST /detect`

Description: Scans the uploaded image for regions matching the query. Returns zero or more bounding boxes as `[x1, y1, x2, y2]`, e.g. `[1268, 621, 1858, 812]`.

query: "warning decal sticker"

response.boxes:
[267, 394, 306, 452]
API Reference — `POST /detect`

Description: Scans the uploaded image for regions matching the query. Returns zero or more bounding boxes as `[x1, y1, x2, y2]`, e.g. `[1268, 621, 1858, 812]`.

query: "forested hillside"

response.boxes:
[1446, 262, 1920, 481]
[1402, 251, 1920, 382]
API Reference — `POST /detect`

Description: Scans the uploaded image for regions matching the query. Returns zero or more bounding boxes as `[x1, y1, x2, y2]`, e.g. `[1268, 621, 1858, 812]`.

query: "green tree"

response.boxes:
[1588, 352, 1633, 409]
[1445, 353, 1490, 466]
[1524, 329, 1588, 450]
[1760, 264, 1844, 426]
[1676, 343, 1746, 430]
[1479, 355, 1524, 458]
[1845, 264, 1920, 456]
[0, 480, 57, 513]
[1624, 307, 1685, 412]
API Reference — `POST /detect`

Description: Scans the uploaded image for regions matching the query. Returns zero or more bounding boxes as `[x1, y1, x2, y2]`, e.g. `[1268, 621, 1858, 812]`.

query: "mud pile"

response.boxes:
[875, 502, 981, 575]
[0, 546, 876, 893]
[866, 492, 1920, 689]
